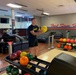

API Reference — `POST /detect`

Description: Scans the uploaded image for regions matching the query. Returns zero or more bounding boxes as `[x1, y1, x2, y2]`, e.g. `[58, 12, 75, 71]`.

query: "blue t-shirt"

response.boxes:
[28, 25, 39, 40]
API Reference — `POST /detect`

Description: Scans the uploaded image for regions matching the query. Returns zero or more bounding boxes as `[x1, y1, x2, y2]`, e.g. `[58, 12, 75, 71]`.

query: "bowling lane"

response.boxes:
[38, 48, 76, 62]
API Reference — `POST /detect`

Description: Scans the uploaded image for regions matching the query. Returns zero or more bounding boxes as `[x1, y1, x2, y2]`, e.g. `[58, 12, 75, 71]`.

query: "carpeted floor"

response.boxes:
[1, 73, 7, 75]
[0, 67, 7, 72]
[0, 67, 7, 75]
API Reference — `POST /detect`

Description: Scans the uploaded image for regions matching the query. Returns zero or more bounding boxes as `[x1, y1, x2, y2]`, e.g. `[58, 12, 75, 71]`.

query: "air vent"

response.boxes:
[20, 9, 28, 12]
[0, 9, 8, 12]
[15, 3, 27, 7]
[17, 12, 25, 14]
[36, 8, 43, 11]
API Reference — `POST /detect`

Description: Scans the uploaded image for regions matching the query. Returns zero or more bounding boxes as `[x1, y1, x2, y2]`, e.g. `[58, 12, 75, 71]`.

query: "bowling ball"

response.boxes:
[20, 51, 27, 57]
[60, 44, 65, 48]
[24, 73, 30, 75]
[63, 38, 66, 42]
[74, 39, 76, 43]
[26, 53, 34, 60]
[57, 44, 61, 48]
[16, 50, 22, 57]
[20, 56, 29, 66]
[6, 65, 13, 73]
[41, 26, 47, 32]
[64, 45, 68, 49]
[68, 45, 72, 50]
[70, 39, 74, 43]
[10, 53, 17, 60]
[66, 38, 70, 43]
[59, 38, 63, 42]
[11, 67, 19, 75]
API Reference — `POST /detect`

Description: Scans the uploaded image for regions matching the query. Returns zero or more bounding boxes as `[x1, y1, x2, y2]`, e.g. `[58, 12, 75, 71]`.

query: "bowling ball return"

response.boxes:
[5, 55, 50, 75]
[5, 53, 76, 75]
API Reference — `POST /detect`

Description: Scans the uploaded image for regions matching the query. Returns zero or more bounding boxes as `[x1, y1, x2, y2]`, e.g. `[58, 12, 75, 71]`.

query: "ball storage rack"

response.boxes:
[4, 55, 50, 75]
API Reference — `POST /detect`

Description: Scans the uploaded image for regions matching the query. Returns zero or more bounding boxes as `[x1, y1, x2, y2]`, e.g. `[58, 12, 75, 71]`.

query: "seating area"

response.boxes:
[0, 34, 29, 54]
[12, 34, 29, 53]
[37, 30, 63, 43]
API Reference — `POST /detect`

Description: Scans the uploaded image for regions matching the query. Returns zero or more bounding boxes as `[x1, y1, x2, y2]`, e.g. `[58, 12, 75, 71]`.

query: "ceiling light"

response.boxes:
[43, 12, 50, 15]
[15, 14, 23, 17]
[7, 3, 22, 8]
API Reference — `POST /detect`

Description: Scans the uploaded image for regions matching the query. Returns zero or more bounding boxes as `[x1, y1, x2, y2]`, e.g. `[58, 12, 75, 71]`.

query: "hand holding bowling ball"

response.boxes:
[41, 26, 47, 33]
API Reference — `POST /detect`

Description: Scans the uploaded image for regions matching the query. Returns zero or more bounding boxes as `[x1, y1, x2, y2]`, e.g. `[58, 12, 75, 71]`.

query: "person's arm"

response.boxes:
[30, 29, 43, 36]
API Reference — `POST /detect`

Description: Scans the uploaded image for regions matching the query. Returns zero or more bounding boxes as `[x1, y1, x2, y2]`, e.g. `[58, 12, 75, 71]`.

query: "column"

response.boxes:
[11, 8, 15, 34]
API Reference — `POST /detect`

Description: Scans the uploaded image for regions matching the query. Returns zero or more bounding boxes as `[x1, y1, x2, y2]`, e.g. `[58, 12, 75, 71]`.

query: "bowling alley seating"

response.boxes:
[37, 30, 52, 43]
[1, 33, 29, 53]
[11, 34, 29, 53]
[37, 30, 63, 43]
[54, 31, 63, 39]
[1, 31, 13, 54]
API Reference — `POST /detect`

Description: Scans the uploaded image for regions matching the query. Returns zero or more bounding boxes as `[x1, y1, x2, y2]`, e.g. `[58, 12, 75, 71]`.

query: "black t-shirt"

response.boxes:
[28, 25, 39, 40]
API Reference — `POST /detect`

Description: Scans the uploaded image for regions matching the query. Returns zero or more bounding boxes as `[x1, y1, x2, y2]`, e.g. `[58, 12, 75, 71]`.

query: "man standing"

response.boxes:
[28, 18, 42, 57]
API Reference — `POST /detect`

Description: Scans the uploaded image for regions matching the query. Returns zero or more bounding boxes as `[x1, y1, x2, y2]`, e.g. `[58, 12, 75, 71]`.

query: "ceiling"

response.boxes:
[0, 0, 76, 17]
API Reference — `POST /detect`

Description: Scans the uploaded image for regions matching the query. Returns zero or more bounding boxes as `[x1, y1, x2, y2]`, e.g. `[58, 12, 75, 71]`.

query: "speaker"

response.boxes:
[46, 53, 76, 75]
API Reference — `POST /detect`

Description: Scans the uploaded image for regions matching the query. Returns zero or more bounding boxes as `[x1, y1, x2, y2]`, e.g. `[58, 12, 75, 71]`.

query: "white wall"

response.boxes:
[41, 13, 76, 37]
[2, 13, 76, 29]
[41, 13, 76, 27]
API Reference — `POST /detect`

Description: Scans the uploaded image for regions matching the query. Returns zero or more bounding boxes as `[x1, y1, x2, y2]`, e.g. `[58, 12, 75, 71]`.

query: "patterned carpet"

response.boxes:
[0, 67, 7, 75]
[1, 73, 7, 75]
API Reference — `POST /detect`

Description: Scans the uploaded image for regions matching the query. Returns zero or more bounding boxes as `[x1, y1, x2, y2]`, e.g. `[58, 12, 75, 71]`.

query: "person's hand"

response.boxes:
[38, 29, 44, 34]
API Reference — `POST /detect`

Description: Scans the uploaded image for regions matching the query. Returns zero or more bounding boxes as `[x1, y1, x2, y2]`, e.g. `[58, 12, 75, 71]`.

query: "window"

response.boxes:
[0, 18, 9, 23]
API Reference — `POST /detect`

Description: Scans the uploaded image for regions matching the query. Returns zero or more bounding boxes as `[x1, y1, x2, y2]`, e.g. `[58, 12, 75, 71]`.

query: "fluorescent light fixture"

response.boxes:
[15, 14, 23, 17]
[7, 3, 22, 8]
[43, 12, 50, 15]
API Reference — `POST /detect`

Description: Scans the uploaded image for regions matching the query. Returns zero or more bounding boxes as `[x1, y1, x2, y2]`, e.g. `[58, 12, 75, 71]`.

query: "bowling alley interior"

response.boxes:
[1, 0, 76, 75]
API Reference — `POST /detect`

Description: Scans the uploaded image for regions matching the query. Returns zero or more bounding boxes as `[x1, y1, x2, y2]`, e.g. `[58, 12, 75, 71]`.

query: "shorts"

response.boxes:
[29, 39, 38, 47]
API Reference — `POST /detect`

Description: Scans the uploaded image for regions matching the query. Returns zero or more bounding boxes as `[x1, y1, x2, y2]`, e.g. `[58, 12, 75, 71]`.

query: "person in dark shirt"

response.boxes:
[28, 18, 42, 57]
